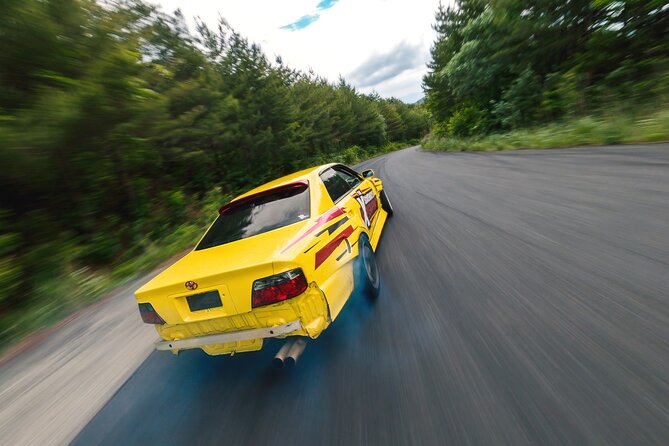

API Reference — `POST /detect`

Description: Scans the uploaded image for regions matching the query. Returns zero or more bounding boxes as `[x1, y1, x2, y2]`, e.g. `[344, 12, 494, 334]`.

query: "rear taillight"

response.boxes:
[138, 303, 165, 324]
[252, 268, 308, 308]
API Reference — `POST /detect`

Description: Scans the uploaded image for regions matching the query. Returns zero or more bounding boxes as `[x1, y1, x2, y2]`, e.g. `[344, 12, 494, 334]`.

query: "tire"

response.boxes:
[380, 189, 394, 216]
[354, 236, 380, 300]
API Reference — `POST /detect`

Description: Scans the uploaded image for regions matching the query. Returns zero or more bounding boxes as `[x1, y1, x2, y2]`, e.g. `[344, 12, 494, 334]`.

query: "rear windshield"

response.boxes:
[196, 185, 310, 250]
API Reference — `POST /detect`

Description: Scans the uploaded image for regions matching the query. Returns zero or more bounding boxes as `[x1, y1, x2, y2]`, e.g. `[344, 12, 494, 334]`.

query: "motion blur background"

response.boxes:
[0, 0, 667, 357]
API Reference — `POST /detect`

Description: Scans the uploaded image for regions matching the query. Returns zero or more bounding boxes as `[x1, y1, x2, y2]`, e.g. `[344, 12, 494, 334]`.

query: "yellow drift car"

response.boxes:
[135, 164, 393, 364]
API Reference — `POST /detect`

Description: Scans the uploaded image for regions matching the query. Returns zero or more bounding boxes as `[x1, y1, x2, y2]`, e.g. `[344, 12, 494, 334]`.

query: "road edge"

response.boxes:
[0, 249, 190, 368]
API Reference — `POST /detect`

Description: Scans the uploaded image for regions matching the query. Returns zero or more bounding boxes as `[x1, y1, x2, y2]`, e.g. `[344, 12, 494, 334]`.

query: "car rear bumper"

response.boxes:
[155, 320, 302, 351]
[154, 282, 331, 356]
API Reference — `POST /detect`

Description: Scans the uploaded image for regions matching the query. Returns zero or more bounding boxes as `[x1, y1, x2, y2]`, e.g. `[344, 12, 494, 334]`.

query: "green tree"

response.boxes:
[424, 0, 669, 136]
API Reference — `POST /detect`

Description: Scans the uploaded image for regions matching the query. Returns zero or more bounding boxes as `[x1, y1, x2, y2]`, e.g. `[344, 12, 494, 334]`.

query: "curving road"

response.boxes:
[73, 145, 669, 445]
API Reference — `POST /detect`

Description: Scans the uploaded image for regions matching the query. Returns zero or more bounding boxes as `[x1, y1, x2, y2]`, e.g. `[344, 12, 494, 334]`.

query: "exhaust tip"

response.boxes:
[273, 338, 295, 368]
[285, 338, 307, 368]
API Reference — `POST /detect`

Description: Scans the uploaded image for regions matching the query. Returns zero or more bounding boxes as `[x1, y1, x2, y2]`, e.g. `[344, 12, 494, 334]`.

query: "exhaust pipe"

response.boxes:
[284, 338, 307, 368]
[273, 339, 295, 368]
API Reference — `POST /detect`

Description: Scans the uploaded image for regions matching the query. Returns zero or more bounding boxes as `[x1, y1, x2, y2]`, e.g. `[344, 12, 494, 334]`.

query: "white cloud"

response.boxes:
[348, 41, 423, 88]
[151, 0, 444, 101]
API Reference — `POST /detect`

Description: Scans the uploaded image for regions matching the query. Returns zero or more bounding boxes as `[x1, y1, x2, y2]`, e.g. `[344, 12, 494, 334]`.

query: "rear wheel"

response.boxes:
[355, 236, 380, 300]
[380, 189, 394, 216]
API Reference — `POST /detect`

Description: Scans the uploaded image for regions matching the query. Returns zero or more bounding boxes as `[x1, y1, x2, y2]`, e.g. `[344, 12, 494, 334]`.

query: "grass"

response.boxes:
[0, 140, 416, 354]
[421, 108, 669, 152]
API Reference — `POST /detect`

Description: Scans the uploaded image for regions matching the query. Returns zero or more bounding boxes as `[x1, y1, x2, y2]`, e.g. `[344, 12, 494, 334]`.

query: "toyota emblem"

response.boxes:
[185, 280, 198, 291]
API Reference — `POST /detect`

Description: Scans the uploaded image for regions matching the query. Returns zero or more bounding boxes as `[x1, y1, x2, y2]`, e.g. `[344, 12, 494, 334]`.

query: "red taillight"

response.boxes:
[252, 268, 308, 308]
[138, 303, 165, 324]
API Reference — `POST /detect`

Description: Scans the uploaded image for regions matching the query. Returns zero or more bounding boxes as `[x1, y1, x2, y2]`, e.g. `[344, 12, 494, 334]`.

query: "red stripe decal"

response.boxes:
[314, 225, 354, 269]
[281, 207, 345, 253]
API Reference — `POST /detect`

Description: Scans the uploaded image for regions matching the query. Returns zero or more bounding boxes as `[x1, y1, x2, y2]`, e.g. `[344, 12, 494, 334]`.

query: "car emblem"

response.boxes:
[185, 280, 198, 291]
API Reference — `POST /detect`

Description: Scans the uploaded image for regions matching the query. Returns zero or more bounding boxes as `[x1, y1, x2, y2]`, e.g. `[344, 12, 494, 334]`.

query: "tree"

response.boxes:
[423, 0, 669, 136]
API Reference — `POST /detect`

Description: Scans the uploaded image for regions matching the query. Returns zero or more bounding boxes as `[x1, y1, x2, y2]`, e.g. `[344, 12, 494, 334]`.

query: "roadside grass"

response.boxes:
[0, 141, 415, 354]
[421, 108, 669, 152]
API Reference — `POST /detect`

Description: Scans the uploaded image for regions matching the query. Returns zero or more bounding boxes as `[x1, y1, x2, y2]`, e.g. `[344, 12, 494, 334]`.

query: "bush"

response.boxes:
[447, 104, 489, 137]
[0, 233, 21, 310]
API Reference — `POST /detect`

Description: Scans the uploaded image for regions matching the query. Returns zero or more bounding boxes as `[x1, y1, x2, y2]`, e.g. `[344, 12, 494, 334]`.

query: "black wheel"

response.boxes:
[355, 236, 380, 300]
[380, 189, 394, 216]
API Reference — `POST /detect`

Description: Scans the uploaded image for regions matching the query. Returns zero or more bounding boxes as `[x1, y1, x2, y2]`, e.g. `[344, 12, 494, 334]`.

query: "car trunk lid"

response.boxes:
[135, 221, 310, 325]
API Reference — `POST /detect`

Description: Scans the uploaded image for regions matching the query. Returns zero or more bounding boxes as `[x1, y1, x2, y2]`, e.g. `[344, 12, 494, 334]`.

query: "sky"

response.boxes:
[151, 0, 444, 103]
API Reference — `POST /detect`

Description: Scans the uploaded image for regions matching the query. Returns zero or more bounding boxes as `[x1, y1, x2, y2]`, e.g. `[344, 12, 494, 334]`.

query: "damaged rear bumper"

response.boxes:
[154, 282, 331, 356]
[155, 320, 302, 351]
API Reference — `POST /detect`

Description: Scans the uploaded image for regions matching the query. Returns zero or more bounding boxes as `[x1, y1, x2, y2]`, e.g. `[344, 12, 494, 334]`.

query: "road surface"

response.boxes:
[9, 144, 669, 445]
[0, 274, 158, 446]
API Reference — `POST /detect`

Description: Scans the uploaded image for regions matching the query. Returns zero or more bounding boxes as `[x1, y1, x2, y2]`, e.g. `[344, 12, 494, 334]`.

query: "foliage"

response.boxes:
[422, 107, 669, 152]
[0, 0, 428, 348]
[423, 0, 669, 136]
[493, 68, 542, 129]
[446, 103, 490, 136]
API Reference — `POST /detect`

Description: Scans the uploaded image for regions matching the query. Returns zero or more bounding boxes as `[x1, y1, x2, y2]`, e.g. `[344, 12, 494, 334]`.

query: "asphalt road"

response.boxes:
[74, 145, 669, 445]
[0, 274, 158, 446]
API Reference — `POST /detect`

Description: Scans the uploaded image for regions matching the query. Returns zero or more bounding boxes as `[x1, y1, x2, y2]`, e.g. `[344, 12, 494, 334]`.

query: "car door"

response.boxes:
[335, 165, 380, 236]
[316, 166, 369, 317]
[320, 165, 380, 241]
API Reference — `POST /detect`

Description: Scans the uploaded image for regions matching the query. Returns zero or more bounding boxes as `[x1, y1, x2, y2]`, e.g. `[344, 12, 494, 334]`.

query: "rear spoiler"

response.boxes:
[219, 180, 309, 215]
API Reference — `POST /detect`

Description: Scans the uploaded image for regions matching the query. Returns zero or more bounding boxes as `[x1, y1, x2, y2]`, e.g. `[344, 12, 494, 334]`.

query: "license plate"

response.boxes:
[186, 290, 222, 312]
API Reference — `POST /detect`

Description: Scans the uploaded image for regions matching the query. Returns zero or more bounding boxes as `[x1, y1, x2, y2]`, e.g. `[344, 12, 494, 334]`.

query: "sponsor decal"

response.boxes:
[315, 225, 354, 269]
[316, 216, 349, 237]
[354, 188, 378, 228]
[281, 207, 345, 253]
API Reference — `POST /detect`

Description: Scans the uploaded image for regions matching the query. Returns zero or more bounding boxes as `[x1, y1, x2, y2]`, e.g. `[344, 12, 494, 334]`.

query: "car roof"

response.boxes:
[234, 163, 337, 202]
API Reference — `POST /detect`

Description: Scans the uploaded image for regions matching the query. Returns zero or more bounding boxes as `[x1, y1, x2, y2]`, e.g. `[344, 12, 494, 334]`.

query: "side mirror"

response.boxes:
[361, 169, 375, 178]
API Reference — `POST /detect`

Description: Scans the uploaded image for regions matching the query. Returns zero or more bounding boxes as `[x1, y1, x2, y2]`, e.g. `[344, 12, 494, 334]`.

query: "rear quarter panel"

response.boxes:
[290, 171, 386, 320]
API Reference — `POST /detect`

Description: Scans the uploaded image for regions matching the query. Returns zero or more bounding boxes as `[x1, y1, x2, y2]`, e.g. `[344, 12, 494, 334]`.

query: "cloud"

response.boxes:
[280, 14, 320, 31]
[347, 41, 424, 89]
[371, 67, 426, 102]
[316, 0, 338, 10]
[151, 0, 441, 101]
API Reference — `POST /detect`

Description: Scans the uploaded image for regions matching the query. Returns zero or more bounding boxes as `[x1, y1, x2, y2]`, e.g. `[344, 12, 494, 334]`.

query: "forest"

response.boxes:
[0, 0, 429, 345]
[423, 0, 669, 139]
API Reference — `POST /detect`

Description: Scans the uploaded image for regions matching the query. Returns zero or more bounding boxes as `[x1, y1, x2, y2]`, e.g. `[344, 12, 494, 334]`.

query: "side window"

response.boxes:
[333, 167, 361, 190]
[320, 167, 361, 203]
